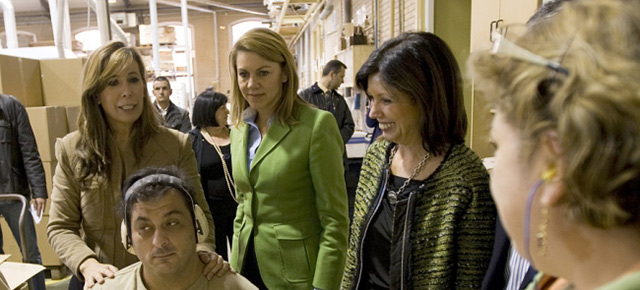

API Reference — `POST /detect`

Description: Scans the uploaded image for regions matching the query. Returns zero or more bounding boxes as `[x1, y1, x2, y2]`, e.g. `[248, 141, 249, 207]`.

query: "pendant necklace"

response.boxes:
[387, 145, 431, 204]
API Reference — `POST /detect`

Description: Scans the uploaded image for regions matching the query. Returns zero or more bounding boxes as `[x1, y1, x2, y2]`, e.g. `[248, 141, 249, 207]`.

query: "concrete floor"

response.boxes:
[45, 275, 70, 290]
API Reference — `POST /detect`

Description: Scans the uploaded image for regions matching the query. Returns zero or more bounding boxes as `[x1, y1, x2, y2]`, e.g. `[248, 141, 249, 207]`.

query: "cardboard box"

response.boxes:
[40, 58, 84, 107]
[26, 106, 68, 162]
[42, 161, 57, 214]
[0, 55, 43, 107]
[0, 255, 45, 290]
[0, 216, 62, 266]
[65, 106, 81, 133]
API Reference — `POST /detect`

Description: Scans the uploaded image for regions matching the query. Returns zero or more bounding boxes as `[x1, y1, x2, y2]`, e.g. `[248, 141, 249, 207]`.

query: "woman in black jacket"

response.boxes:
[189, 88, 236, 260]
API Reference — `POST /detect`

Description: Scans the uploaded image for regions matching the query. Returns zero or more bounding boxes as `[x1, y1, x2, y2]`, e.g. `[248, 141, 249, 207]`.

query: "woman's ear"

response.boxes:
[539, 130, 566, 207]
[282, 71, 288, 83]
[539, 166, 565, 207]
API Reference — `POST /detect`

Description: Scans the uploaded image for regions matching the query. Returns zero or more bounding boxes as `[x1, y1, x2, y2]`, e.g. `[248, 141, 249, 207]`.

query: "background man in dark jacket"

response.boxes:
[152, 76, 192, 133]
[0, 94, 47, 290]
[299, 60, 355, 146]
[299, 60, 356, 218]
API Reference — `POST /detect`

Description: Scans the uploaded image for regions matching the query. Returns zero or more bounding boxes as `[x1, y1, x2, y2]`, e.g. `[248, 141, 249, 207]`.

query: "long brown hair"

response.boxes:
[75, 41, 162, 187]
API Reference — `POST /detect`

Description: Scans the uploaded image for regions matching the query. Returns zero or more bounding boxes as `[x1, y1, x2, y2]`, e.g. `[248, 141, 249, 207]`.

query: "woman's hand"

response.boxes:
[79, 258, 119, 289]
[198, 251, 234, 280]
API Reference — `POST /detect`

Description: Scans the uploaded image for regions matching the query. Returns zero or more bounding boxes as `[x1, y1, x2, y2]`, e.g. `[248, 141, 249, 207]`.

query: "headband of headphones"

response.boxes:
[121, 173, 208, 255]
[123, 173, 192, 205]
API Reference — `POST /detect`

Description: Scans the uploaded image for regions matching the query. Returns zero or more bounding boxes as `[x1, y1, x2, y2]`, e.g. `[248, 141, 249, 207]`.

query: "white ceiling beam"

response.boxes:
[190, 0, 267, 16]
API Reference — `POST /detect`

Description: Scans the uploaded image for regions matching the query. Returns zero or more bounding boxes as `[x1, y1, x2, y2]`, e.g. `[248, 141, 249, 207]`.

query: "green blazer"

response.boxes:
[230, 105, 349, 290]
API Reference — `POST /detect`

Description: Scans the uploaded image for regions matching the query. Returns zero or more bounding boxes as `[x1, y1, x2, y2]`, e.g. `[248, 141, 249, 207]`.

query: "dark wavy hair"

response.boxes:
[356, 32, 467, 156]
[120, 166, 196, 239]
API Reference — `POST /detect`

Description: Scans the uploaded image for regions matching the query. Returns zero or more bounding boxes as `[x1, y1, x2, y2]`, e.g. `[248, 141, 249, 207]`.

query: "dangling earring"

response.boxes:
[536, 207, 549, 256]
[524, 179, 544, 268]
[524, 167, 556, 267]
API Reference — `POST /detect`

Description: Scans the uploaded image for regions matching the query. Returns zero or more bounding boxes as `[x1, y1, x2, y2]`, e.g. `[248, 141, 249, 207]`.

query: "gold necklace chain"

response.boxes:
[202, 128, 237, 203]
[388, 145, 431, 202]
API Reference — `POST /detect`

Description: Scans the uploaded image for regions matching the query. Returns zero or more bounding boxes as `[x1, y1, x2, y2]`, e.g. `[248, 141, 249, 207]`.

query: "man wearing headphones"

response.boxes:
[93, 167, 256, 289]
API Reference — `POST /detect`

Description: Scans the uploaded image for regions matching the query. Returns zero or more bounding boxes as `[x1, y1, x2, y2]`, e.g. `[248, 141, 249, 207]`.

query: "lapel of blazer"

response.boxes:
[233, 123, 251, 184]
[250, 121, 290, 174]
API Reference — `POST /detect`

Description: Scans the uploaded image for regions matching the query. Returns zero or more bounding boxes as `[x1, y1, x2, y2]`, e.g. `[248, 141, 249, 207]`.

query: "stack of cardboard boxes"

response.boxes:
[0, 53, 84, 278]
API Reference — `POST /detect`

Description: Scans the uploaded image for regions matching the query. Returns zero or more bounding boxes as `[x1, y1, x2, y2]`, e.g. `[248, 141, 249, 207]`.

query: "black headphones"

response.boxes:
[120, 173, 209, 255]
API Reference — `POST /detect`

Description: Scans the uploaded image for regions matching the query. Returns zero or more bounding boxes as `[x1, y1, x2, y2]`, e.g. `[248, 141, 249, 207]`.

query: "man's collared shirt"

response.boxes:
[156, 103, 169, 118]
[317, 82, 329, 94]
[505, 246, 532, 290]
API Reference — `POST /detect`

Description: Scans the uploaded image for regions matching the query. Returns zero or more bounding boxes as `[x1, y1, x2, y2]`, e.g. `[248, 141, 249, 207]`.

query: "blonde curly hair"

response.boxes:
[471, 0, 640, 228]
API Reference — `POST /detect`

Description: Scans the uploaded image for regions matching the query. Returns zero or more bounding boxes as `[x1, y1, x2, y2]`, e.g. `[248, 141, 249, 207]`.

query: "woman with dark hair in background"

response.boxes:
[342, 32, 496, 290]
[189, 88, 237, 261]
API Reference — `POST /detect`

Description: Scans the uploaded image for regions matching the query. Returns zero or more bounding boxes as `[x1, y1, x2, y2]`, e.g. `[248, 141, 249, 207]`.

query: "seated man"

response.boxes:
[93, 166, 256, 289]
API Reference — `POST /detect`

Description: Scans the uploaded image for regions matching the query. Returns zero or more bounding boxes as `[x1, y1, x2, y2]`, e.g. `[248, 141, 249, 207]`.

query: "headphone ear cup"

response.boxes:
[193, 205, 209, 244]
[120, 221, 136, 255]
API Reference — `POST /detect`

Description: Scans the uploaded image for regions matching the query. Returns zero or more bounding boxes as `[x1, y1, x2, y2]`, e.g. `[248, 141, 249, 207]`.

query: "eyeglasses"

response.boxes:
[490, 23, 570, 76]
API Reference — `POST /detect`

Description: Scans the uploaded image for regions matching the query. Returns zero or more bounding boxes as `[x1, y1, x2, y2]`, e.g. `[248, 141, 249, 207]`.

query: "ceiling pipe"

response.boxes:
[52, 0, 67, 58]
[149, 0, 160, 76]
[85, 0, 128, 44]
[398, 0, 404, 33]
[289, 0, 325, 49]
[212, 11, 219, 88]
[0, 0, 18, 48]
[50, 0, 72, 51]
[304, 25, 310, 88]
[62, 0, 72, 49]
[274, 0, 289, 33]
[180, 0, 195, 102]
[425, 0, 434, 32]
[94, 0, 111, 44]
[343, 0, 350, 23]
[157, 0, 214, 13]
[374, 0, 378, 48]
[190, 0, 267, 16]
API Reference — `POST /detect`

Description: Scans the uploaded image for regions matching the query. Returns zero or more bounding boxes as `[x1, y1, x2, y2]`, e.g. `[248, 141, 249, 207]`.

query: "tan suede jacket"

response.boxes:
[47, 128, 215, 278]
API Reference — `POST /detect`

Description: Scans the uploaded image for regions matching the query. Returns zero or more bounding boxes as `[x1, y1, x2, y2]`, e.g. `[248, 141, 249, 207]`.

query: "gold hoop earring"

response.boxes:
[536, 207, 549, 256]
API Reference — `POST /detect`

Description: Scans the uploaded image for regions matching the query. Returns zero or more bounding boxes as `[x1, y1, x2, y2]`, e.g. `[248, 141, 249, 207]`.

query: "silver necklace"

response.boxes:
[388, 145, 431, 204]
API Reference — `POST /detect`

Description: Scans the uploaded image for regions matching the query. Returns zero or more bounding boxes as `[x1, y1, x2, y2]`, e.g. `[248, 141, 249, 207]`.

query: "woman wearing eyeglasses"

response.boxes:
[471, 0, 640, 289]
[341, 32, 496, 290]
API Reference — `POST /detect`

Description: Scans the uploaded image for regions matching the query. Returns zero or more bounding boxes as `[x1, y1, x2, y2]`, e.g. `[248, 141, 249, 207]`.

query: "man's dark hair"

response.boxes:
[121, 166, 196, 234]
[322, 60, 347, 76]
[153, 76, 172, 90]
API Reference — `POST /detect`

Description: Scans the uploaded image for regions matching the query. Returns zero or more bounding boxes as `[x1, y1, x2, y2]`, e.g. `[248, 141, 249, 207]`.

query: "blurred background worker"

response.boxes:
[0, 94, 47, 290]
[152, 76, 191, 133]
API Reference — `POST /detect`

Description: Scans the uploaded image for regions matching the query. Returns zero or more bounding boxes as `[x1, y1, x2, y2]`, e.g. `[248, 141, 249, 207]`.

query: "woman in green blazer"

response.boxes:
[228, 28, 350, 290]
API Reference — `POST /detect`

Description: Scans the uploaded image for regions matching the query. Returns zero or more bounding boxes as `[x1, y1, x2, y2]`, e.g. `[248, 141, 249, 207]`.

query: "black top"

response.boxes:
[200, 141, 234, 201]
[360, 174, 423, 290]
